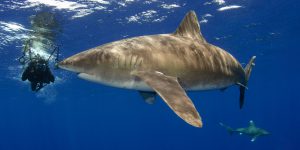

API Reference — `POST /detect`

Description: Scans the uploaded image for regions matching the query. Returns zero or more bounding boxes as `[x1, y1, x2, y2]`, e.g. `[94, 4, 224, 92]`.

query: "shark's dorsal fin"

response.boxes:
[174, 10, 206, 42]
[249, 120, 255, 127]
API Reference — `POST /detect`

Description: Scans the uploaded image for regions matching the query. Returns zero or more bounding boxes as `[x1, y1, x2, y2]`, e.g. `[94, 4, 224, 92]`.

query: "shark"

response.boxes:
[220, 120, 270, 142]
[58, 10, 256, 128]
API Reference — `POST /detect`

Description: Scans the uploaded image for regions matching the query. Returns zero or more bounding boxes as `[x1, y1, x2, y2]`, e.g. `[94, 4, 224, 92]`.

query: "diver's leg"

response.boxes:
[42, 75, 50, 84]
[46, 68, 55, 82]
[31, 82, 37, 91]
[43, 76, 50, 84]
[36, 83, 44, 92]
[45, 80, 50, 84]
[49, 74, 55, 82]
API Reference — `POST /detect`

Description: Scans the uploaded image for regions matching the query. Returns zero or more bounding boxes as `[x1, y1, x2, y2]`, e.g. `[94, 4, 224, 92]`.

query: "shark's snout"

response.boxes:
[58, 57, 79, 72]
[58, 58, 72, 67]
[58, 58, 71, 68]
[263, 130, 271, 135]
[58, 52, 94, 73]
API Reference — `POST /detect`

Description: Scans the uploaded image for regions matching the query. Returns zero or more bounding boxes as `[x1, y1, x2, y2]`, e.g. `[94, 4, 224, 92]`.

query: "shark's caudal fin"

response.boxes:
[174, 11, 206, 43]
[239, 56, 256, 108]
[219, 122, 235, 135]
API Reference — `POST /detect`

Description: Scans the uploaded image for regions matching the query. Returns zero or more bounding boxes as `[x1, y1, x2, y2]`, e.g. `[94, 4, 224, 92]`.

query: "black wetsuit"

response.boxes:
[22, 59, 55, 91]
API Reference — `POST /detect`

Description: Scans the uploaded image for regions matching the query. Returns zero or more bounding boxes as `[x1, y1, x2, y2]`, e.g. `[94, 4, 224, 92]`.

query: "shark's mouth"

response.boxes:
[58, 63, 80, 73]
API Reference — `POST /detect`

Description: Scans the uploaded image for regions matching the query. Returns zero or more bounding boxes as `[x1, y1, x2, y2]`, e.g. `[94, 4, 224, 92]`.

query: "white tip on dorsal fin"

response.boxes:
[249, 120, 255, 127]
[174, 10, 206, 42]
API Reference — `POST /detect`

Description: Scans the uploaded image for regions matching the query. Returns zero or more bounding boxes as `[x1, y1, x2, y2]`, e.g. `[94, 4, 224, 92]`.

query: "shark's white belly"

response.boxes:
[78, 72, 233, 92]
[189, 81, 235, 91]
[78, 72, 153, 91]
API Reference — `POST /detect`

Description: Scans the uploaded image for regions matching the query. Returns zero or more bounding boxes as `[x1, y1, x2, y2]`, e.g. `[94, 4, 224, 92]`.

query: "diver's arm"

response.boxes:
[22, 67, 30, 81]
[46, 67, 55, 82]
[22, 62, 35, 81]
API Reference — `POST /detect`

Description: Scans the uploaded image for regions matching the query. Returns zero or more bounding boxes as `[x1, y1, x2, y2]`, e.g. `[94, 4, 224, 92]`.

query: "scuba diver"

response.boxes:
[19, 41, 59, 92]
[21, 55, 55, 91]
[19, 12, 61, 92]
[19, 39, 60, 92]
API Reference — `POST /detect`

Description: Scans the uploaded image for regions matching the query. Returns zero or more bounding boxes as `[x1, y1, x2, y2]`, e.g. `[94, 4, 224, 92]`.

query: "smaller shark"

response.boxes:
[220, 120, 270, 142]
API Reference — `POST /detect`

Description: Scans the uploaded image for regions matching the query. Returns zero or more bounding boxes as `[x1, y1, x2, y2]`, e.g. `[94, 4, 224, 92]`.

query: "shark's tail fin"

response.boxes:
[239, 56, 256, 108]
[219, 122, 235, 135]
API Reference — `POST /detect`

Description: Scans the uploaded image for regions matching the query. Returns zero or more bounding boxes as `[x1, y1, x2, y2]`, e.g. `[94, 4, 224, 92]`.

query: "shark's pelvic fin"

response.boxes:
[139, 91, 156, 104]
[132, 70, 202, 128]
[251, 136, 258, 142]
[174, 11, 206, 42]
[239, 56, 256, 108]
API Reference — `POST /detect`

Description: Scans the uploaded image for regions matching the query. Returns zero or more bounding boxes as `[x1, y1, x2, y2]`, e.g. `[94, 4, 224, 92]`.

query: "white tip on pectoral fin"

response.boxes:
[251, 137, 257, 142]
[131, 70, 202, 128]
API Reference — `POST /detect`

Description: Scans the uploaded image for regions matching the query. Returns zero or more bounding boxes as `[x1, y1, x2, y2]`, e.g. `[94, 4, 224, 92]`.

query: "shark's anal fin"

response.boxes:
[220, 87, 228, 92]
[139, 91, 156, 104]
[174, 10, 206, 42]
[132, 70, 202, 128]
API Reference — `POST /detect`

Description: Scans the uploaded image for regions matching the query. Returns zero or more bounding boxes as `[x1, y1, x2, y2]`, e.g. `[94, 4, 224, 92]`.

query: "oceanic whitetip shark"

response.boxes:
[220, 121, 270, 142]
[59, 10, 256, 128]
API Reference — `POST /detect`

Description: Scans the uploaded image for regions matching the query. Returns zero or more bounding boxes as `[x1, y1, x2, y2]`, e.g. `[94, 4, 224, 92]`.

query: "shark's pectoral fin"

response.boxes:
[139, 91, 156, 104]
[131, 70, 202, 128]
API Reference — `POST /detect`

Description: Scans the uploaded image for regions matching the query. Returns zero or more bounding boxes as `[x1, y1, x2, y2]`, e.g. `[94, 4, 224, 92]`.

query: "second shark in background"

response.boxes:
[220, 120, 270, 142]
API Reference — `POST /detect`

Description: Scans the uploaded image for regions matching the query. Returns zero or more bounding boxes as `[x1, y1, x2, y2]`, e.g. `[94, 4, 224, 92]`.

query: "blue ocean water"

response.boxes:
[0, 0, 299, 150]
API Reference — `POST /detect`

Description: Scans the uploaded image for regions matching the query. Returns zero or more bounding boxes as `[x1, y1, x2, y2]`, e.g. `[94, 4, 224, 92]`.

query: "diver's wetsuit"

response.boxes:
[22, 59, 55, 91]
